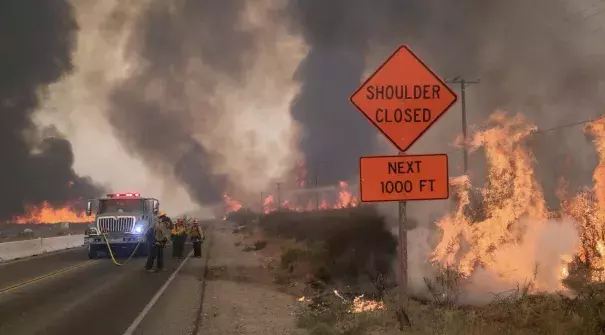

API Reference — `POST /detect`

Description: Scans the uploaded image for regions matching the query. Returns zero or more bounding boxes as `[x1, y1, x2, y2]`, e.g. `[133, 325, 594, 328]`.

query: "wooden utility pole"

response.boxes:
[314, 164, 319, 210]
[276, 183, 282, 211]
[446, 77, 480, 175]
[260, 192, 264, 213]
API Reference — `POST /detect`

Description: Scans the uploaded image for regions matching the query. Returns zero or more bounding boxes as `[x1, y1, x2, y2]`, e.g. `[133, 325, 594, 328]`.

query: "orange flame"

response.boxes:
[223, 194, 243, 213]
[431, 112, 576, 292]
[560, 117, 605, 281]
[10, 201, 89, 224]
[337, 181, 358, 208]
[224, 180, 360, 216]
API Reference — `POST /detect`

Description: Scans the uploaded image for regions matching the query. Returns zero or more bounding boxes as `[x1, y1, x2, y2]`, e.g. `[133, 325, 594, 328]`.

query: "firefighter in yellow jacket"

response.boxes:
[171, 219, 187, 259]
[190, 219, 204, 258]
[145, 212, 171, 272]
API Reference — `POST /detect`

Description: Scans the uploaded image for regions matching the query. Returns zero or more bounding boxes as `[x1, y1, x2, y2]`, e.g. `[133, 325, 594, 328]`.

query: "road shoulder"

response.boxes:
[197, 221, 299, 335]
[132, 241, 208, 335]
[133, 221, 300, 335]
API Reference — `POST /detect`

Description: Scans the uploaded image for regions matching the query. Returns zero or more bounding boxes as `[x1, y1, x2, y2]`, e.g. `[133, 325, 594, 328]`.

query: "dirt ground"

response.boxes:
[197, 221, 304, 335]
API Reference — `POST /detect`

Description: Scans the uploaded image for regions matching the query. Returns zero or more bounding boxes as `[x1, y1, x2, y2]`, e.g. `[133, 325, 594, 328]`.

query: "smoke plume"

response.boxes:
[26, 0, 605, 219]
[286, 0, 605, 193]
[0, 0, 103, 220]
[34, 0, 306, 213]
[106, 0, 305, 207]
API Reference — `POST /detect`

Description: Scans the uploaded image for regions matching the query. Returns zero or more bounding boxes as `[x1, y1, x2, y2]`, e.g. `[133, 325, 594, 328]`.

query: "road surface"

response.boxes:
[0, 238, 205, 335]
[0, 221, 299, 335]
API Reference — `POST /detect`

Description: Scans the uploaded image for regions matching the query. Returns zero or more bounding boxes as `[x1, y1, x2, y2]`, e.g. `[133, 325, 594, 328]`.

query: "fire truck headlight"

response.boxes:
[133, 225, 144, 234]
[86, 227, 99, 236]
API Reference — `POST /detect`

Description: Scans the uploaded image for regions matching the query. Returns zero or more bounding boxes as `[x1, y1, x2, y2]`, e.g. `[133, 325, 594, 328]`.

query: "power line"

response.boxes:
[441, 116, 603, 158]
[542, 0, 605, 33]
[580, 2, 605, 21]
[576, 0, 605, 16]
[534, 117, 598, 133]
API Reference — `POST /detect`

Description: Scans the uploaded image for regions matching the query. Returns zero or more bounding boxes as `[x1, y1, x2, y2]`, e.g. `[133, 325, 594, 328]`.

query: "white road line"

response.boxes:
[122, 250, 193, 335]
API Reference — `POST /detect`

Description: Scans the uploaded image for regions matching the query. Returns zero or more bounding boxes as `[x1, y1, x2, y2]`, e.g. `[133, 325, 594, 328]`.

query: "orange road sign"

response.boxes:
[359, 154, 449, 202]
[350, 45, 457, 152]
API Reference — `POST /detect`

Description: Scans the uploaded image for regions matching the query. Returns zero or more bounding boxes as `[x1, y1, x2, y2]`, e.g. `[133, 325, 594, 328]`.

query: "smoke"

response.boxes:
[285, 0, 410, 186]
[0, 0, 103, 220]
[34, 0, 306, 213]
[286, 0, 605, 195]
[398, 0, 605, 200]
[106, 0, 306, 206]
[459, 218, 580, 305]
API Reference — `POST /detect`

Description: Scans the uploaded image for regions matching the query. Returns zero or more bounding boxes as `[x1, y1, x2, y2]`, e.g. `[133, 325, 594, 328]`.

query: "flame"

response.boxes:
[560, 117, 605, 281]
[331, 290, 386, 313]
[224, 180, 360, 216]
[336, 181, 358, 208]
[10, 201, 89, 224]
[223, 194, 243, 213]
[431, 112, 575, 291]
[350, 295, 386, 313]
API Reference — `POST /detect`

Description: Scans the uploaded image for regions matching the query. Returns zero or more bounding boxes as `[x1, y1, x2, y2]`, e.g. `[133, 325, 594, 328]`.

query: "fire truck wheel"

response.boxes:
[88, 244, 100, 259]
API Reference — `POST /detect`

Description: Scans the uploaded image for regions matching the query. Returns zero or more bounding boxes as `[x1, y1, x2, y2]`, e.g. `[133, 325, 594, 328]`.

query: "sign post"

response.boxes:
[397, 151, 408, 313]
[350, 45, 457, 328]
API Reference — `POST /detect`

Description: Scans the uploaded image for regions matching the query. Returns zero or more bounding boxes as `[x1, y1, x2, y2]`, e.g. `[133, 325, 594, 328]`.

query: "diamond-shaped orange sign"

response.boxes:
[350, 45, 457, 152]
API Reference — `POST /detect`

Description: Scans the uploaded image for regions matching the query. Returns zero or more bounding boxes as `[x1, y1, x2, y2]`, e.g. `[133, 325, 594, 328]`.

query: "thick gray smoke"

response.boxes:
[33, 0, 602, 214]
[104, 0, 304, 207]
[106, 1, 248, 204]
[285, 0, 409, 186]
[0, 1, 103, 220]
[286, 0, 605, 196]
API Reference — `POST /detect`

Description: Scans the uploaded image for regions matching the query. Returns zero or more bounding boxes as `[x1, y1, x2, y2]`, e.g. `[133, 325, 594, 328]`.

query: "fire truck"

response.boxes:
[83, 193, 160, 259]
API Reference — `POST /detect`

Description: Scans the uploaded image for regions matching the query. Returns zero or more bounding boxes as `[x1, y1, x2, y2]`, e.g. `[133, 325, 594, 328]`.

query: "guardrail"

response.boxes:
[0, 234, 85, 263]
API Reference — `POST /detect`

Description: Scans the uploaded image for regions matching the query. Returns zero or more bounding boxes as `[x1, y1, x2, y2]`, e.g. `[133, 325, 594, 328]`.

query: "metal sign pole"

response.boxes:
[398, 151, 408, 304]
[395, 151, 411, 328]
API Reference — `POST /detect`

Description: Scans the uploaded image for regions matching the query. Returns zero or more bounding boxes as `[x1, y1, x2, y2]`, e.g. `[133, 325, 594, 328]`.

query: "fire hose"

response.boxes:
[100, 223, 201, 266]
[101, 227, 152, 266]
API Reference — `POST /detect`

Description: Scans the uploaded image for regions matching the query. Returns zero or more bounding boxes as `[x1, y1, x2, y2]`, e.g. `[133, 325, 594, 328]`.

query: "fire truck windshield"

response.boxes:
[97, 198, 144, 214]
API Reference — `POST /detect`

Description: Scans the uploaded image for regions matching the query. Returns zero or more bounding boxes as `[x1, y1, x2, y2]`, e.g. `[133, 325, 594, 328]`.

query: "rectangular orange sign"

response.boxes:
[359, 154, 449, 202]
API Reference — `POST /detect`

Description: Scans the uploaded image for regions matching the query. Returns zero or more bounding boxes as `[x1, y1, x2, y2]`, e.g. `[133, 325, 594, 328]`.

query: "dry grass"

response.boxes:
[296, 278, 605, 335]
[227, 207, 605, 334]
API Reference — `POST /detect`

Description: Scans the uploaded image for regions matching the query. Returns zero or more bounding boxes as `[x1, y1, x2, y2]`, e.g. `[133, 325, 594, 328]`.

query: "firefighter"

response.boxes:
[190, 219, 204, 258]
[145, 211, 170, 272]
[171, 219, 187, 259]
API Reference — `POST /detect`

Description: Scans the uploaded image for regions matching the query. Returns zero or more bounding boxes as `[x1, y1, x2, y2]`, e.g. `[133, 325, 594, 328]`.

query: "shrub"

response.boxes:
[226, 208, 258, 226]
[243, 240, 268, 252]
[254, 240, 268, 250]
[260, 206, 397, 293]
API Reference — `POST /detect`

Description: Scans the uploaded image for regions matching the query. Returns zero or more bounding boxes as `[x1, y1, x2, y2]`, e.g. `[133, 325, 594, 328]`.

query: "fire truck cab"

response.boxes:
[83, 193, 159, 259]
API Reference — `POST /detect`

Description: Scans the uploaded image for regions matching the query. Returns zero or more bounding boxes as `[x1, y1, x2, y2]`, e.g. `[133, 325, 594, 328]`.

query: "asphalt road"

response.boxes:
[0, 243, 194, 335]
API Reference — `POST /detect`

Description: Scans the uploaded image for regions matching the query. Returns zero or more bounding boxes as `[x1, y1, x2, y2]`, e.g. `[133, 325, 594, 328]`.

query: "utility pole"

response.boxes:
[446, 77, 480, 175]
[276, 183, 282, 211]
[260, 192, 264, 214]
[314, 164, 319, 210]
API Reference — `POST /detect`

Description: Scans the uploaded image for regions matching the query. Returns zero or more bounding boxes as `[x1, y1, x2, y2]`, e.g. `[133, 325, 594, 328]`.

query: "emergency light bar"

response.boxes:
[107, 193, 141, 198]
